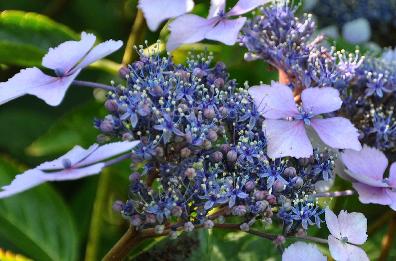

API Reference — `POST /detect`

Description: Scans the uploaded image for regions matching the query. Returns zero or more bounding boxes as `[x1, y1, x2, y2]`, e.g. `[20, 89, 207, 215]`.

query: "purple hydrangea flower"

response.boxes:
[0, 141, 139, 198]
[249, 82, 362, 158]
[167, 0, 270, 51]
[325, 208, 369, 261]
[341, 145, 396, 210]
[0, 32, 122, 106]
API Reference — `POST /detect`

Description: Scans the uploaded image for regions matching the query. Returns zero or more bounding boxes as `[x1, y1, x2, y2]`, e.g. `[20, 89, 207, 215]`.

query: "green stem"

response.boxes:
[122, 10, 146, 66]
[84, 170, 112, 261]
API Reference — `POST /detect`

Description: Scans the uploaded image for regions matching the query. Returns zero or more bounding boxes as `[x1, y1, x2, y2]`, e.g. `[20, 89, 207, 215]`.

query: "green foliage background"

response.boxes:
[0, 0, 394, 260]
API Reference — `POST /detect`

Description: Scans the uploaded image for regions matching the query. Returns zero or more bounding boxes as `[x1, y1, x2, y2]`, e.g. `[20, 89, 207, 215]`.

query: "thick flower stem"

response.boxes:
[378, 213, 396, 261]
[312, 190, 355, 198]
[72, 80, 116, 92]
[122, 10, 146, 66]
[103, 227, 144, 261]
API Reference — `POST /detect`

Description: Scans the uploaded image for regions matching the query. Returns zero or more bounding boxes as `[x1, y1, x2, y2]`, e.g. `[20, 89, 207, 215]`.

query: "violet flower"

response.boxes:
[0, 141, 139, 198]
[249, 82, 361, 158]
[341, 145, 396, 210]
[282, 242, 326, 261]
[138, 0, 194, 31]
[167, 0, 270, 51]
[325, 208, 369, 261]
[0, 32, 122, 106]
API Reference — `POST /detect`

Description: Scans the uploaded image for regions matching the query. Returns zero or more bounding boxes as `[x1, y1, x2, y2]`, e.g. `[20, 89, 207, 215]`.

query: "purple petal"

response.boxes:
[208, 0, 226, 18]
[328, 236, 369, 261]
[78, 141, 140, 167]
[337, 210, 367, 245]
[282, 242, 326, 261]
[167, 14, 213, 51]
[301, 87, 342, 115]
[263, 119, 313, 158]
[0, 67, 79, 106]
[43, 163, 105, 181]
[311, 117, 361, 151]
[228, 0, 269, 16]
[0, 170, 46, 199]
[139, 0, 194, 31]
[74, 39, 123, 71]
[388, 163, 396, 188]
[386, 190, 396, 211]
[27, 71, 80, 106]
[325, 208, 341, 239]
[352, 182, 392, 206]
[204, 200, 214, 210]
[341, 145, 388, 187]
[37, 144, 98, 170]
[206, 17, 246, 45]
[249, 82, 299, 119]
[42, 32, 96, 74]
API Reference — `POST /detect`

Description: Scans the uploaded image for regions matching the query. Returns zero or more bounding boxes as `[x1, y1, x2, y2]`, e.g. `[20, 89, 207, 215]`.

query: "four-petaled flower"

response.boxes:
[154, 113, 184, 143]
[249, 82, 362, 158]
[325, 208, 369, 261]
[341, 145, 396, 210]
[282, 242, 326, 261]
[167, 0, 270, 51]
[0, 32, 122, 106]
[0, 141, 139, 198]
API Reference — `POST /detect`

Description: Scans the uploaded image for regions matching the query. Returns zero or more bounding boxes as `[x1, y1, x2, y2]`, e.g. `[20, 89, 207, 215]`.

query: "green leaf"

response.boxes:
[0, 156, 78, 261]
[26, 101, 104, 157]
[0, 10, 78, 66]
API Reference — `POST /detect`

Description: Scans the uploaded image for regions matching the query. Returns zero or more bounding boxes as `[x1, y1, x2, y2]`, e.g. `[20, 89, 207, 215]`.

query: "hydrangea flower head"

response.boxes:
[325, 208, 369, 261]
[249, 82, 361, 158]
[282, 242, 326, 261]
[167, 0, 270, 51]
[0, 141, 139, 198]
[138, 0, 195, 31]
[341, 145, 396, 210]
[0, 32, 122, 106]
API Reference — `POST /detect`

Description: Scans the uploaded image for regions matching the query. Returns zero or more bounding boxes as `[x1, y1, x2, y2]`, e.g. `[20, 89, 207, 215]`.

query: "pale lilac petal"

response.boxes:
[167, 14, 213, 51]
[74, 40, 123, 70]
[27, 70, 80, 106]
[78, 140, 140, 167]
[0, 67, 79, 106]
[228, 0, 269, 16]
[42, 32, 96, 74]
[328, 236, 369, 261]
[282, 242, 326, 261]
[388, 162, 396, 188]
[325, 208, 341, 239]
[301, 87, 342, 115]
[208, 0, 226, 18]
[341, 145, 388, 187]
[263, 119, 312, 158]
[37, 144, 99, 170]
[352, 182, 392, 206]
[328, 235, 348, 261]
[139, 0, 194, 31]
[311, 117, 361, 151]
[337, 210, 367, 245]
[206, 17, 246, 45]
[43, 163, 105, 181]
[249, 82, 299, 119]
[0, 68, 44, 105]
[0, 170, 46, 199]
[386, 190, 396, 211]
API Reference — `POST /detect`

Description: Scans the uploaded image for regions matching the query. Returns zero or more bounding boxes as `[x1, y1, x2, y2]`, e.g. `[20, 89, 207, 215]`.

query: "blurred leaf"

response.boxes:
[0, 248, 32, 261]
[26, 101, 104, 157]
[0, 156, 78, 261]
[0, 10, 78, 66]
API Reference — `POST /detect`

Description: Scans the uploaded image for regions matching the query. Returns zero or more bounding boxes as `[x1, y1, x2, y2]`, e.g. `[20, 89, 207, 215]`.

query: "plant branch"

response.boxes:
[73, 80, 116, 92]
[378, 213, 396, 261]
[312, 190, 355, 198]
[122, 10, 146, 66]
